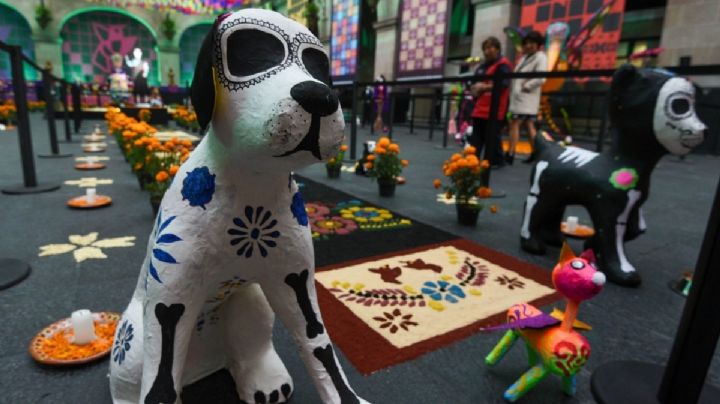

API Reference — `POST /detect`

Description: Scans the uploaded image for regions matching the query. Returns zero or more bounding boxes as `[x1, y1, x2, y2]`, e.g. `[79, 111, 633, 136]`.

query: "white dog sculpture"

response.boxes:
[109, 9, 368, 404]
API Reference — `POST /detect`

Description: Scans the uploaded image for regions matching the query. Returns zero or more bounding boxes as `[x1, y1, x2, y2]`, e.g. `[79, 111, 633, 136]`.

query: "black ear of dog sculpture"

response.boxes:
[519, 65, 707, 287]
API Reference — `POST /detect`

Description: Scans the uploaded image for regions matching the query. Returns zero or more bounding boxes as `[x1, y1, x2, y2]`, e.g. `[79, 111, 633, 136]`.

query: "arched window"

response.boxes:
[60, 9, 159, 85]
[0, 2, 36, 81]
[178, 23, 212, 87]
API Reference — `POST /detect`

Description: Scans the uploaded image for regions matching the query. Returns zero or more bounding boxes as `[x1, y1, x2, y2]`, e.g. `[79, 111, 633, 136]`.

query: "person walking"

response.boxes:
[507, 30, 547, 164]
[470, 37, 513, 167]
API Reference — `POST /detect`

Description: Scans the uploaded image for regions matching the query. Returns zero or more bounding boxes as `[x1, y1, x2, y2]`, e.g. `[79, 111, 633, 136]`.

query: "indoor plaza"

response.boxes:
[1, 0, 719, 403]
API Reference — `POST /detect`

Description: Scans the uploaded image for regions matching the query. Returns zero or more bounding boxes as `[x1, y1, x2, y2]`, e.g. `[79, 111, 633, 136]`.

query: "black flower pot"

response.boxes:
[456, 203, 481, 226]
[137, 173, 152, 190]
[150, 197, 163, 215]
[326, 164, 341, 178]
[378, 178, 396, 197]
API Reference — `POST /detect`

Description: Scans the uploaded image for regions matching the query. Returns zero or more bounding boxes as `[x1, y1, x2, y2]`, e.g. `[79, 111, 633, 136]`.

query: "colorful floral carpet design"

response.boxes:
[315, 239, 560, 375]
[308, 200, 412, 239]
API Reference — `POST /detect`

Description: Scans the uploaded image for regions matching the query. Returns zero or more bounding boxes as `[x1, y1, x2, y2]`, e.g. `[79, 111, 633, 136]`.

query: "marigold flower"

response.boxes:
[433, 179, 442, 189]
[377, 137, 391, 147]
[367, 154, 376, 161]
[388, 144, 400, 153]
[133, 139, 143, 147]
[340, 144, 348, 151]
[375, 147, 386, 155]
[133, 163, 143, 171]
[169, 165, 180, 176]
[464, 145, 477, 155]
[401, 159, 408, 167]
[477, 187, 492, 198]
[156, 171, 169, 182]
[451, 153, 462, 162]
[365, 162, 373, 170]
[490, 204, 498, 214]
[481, 159, 490, 170]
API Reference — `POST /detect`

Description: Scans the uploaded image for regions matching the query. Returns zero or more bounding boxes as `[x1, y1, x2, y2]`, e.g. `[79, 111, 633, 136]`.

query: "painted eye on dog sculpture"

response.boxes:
[519, 65, 707, 287]
[109, 10, 369, 404]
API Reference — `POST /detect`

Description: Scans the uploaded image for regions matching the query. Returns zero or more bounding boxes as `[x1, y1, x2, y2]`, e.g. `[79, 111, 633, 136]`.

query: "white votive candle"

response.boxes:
[70, 309, 96, 345]
[566, 216, 579, 232]
[86, 188, 97, 203]
[94, 124, 101, 134]
[87, 156, 96, 164]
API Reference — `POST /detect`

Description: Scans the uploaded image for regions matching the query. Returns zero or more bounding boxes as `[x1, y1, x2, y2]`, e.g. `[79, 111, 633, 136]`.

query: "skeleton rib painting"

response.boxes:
[109, 10, 368, 404]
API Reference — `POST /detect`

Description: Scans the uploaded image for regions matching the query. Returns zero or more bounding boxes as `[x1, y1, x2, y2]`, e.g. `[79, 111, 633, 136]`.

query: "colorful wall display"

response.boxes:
[397, 0, 450, 79]
[179, 24, 212, 87]
[0, 3, 37, 81]
[61, 11, 159, 85]
[330, 0, 360, 81]
[82, 0, 248, 15]
[519, 0, 626, 70]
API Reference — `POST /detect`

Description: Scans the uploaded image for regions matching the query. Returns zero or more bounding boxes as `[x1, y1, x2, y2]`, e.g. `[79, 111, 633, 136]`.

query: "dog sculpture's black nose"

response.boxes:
[291, 81, 339, 117]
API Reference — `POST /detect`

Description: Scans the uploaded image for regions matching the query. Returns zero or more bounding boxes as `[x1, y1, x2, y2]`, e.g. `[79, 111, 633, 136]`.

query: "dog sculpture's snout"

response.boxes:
[290, 81, 339, 117]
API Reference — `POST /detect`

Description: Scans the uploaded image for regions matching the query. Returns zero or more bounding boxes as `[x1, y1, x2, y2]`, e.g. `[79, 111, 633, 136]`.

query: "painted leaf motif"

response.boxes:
[38, 243, 77, 257]
[149, 261, 162, 283]
[92, 236, 136, 248]
[73, 246, 107, 262]
[156, 234, 181, 244]
[158, 215, 177, 234]
[153, 248, 177, 264]
[69, 232, 99, 246]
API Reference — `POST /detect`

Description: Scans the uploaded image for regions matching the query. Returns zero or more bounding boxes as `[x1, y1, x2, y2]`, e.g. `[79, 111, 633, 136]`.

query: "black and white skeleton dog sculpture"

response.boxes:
[110, 10, 368, 404]
[520, 65, 706, 287]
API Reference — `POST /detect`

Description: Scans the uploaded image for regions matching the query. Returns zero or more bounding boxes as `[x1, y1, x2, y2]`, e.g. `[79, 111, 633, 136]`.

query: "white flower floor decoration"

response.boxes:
[38, 232, 136, 263]
[64, 178, 114, 187]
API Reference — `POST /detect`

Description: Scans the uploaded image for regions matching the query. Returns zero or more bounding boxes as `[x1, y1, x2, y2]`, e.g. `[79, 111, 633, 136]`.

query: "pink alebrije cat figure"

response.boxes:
[484, 242, 605, 401]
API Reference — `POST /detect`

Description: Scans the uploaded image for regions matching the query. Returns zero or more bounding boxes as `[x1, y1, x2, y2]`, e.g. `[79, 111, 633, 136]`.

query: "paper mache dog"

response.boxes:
[520, 65, 706, 287]
[109, 9, 368, 404]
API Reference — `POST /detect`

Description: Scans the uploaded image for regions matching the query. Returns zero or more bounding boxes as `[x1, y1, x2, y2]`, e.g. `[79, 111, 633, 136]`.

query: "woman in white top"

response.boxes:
[507, 31, 547, 164]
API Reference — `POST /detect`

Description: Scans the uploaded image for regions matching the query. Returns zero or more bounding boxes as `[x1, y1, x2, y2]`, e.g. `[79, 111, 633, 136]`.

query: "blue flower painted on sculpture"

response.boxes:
[421, 280, 466, 303]
[148, 212, 181, 284]
[112, 320, 134, 365]
[228, 206, 281, 258]
[182, 166, 216, 209]
[291, 192, 308, 226]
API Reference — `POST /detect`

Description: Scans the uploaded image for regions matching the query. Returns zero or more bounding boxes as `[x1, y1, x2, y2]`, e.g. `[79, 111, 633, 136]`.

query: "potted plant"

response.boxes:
[326, 144, 347, 178]
[366, 137, 408, 197]
[434, 146, 491, 226]
[161, 14, 176, 41]
[35, 2, 53, 30]
[143, 137, 193, 213]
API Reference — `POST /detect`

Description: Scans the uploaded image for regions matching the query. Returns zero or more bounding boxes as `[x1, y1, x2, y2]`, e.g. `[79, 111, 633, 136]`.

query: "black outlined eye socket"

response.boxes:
[214, 17, 293, 91]
[671, 98, 690, 116]
[302, 47, 330, 85]
[665, 91, 693, 121]
[225, 29, 286, 77]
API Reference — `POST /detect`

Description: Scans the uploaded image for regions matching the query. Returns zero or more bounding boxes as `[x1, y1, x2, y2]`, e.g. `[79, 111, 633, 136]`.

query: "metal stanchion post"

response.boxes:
[409, 94, 415, 134]
[350, 81, 358, 160]
[71, 84, 82, 133]
[59, 84, 73, 143]
[1, 46, 60, 195]
[483, 75, 506, 198]
[596, 91, 611, 153]
[38, 68, 71, 158]
[388, 92, 395, 139]
[442, 93, 451, 148]
[428, 93, 437, 140]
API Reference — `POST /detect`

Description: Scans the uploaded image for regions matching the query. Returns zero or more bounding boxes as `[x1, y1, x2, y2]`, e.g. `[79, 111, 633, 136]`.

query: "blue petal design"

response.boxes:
[437, 280, 449, 289]
[421, 287, 436, 295]
[181, 166, 216, 209]
[236, 241, 250, 256]
[158, 215, 177, 234]
[261, 239, 277, 248]
[291, 192, 309, 226]
[259, 210, 272, 226]
[228, 229, 246, 236]
[423, 281, 438, 288]
[232, 218, 247, 228]
[430, 292, 442, 301]
[149, 261, 162, 283]
[153, 248, 177, 264]
[245, 244, 254, 258]
[263, 219, 278, 230]
[448, 285, 466, 298]
[156, 234, 182, 244]
[445, 294, 458, 303]
[245, 206, 254, 224]
[258, 243, 268, 257]
[265, 231, 280, 238]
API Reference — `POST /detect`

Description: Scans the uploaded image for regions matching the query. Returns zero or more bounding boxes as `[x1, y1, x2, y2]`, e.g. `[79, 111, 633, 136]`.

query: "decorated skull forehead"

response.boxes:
[653, 76, 706, 155]
[192, 9, 344, 171]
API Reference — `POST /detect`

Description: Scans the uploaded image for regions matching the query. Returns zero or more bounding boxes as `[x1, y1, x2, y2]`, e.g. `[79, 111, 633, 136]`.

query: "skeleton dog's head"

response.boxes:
[611, 65, 706, 156]
[191, 9, 344, 170]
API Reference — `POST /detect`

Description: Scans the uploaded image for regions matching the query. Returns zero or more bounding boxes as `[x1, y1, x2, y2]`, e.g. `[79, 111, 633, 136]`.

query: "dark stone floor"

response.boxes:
[1, 115, 718, 404]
